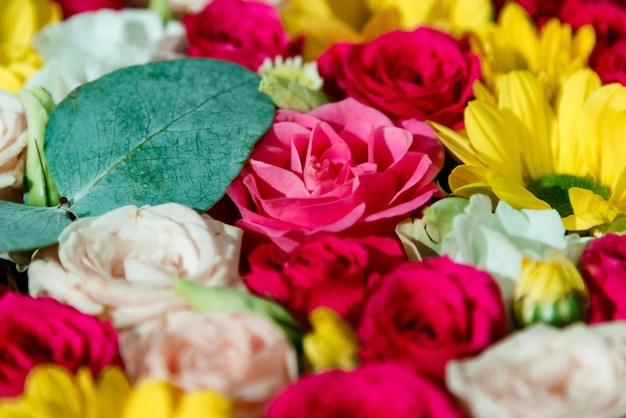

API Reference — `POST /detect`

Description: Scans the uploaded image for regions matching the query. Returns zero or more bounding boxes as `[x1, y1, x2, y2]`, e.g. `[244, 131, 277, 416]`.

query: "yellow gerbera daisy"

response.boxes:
[0, 365, 233, 418]
[472, 2, 595, 101]
[0, 0, 60, 92]
[280, 0, 492, 60]
[433, 69, 626, 232]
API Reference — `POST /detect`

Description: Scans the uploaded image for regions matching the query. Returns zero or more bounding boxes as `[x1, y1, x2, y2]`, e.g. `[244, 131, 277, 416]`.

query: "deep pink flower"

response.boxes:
[183, 0, 293, 70]
[0, 292, 122, 396]
[266, 364, 465, 418]
[317, 27, 482, 129]
[357, 256, 506, 382]
[580, 233, 626, 322]
[227, 98, 444, 251]
[55, 0, 124, 18]
[593, 39, 626, 84]
[245, 234, 406, 325]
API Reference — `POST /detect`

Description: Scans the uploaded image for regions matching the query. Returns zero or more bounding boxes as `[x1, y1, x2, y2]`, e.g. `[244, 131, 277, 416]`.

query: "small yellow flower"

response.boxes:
[303, 307, 360, 372]
[0, 365, 131, 418]
[280, 0, 492, 60]
[514, 251, 589, 328]
[472, 2, 595, 101]
[0, 0, 61, 92]
[0, 365, 233, 418]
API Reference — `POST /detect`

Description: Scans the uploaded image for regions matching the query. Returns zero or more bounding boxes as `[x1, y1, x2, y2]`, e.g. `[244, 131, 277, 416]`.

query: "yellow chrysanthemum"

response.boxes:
[472, 2, 595, 101]
[280, 0, 492, 60]
[433, 69, 626, 232]
[0, 0, 60, 93]
[303, 307, 360, 372]
[0, 365, 233, 418]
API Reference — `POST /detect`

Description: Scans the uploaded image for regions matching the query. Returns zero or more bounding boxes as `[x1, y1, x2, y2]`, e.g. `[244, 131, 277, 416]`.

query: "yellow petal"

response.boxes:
[361, 7, 402, 41]
[498, 3, 540, 72]
[176, 392, 233, 418]
[465, 100, 523, 182]
[498, 71, 556, 180]
[562, 188, 619, 231]
[554, 69, 601, 175]
[97, 367, 132, 418]
[122, 381, 178, 418]
[487, 169, 551, 210]
[430, 122, 484, 168]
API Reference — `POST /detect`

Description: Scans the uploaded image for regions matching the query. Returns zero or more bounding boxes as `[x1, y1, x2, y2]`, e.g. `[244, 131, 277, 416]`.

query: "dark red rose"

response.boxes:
[317, 27, 482, 129]
[357, 256, 506, 382]
[55, 0, 124, 18]
[245, 234, 405, 325]
[183, 0, 293, 70]
[0, 292, 122, 396]
[580, 233, 626, 322]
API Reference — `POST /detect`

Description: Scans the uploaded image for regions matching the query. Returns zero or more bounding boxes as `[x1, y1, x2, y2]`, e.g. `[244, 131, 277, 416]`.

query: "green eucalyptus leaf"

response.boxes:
[44, 58, 275, 218]
[0, 201, 71, 253]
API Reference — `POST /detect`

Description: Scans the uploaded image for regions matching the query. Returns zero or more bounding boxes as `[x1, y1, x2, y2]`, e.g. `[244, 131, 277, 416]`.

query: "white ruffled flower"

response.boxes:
[0, 91, 27, 200]
[25, 9, 184, 103]
[257, 55, 323, 90]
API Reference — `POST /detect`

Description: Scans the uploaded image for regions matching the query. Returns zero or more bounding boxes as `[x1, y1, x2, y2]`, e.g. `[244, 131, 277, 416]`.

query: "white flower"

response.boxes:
[28, 203, 244, 330]
[257, 55, 323, 90]
[25, 9, 184, 103]
[446, 323, 626, 418]
[0, 91, 27, 201]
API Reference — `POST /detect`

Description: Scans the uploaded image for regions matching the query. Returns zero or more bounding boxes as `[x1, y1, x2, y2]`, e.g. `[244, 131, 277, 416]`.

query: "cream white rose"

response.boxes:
[25, 9, 185, 103]
[446, 323, 626, 418]
[120, 310, 298, 418]
[28, 203, 244, 329]
[0, 91, 27, 201]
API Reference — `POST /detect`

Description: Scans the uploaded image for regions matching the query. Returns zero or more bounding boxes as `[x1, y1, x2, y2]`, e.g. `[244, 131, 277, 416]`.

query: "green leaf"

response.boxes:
[44, 58, 275, 218]
[0, 201, 71, 253]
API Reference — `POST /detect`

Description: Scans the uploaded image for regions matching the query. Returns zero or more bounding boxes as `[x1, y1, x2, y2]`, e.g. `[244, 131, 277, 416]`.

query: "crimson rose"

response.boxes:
[245, 234, 405, 324]
[317, 27, 481, 129]
[55, 0, 123, 18]
[183, 0, 293, 70]
[0, 292, 122, 396]
[357, 256, 506, 382]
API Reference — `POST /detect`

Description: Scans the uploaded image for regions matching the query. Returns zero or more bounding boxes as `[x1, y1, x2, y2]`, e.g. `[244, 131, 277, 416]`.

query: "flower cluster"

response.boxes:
[2, 0, 626, 417]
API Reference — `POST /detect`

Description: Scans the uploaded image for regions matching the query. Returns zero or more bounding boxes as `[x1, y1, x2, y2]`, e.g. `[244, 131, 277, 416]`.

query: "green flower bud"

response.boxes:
[513, 251, 589, 328]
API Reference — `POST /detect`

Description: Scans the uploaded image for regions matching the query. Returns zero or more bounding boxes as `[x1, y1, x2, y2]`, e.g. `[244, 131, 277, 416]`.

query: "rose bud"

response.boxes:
[514, 251, 589, 328]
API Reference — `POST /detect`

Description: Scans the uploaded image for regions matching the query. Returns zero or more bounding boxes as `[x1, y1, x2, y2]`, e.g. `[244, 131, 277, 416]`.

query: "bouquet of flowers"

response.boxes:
[2, 0, 626, 416]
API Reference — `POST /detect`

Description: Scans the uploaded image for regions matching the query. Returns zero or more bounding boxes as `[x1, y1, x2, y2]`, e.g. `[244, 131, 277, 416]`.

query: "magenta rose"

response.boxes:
[317, 27, 481, 129]
[227, 98, 444, 251]
[266, 364, 465, 418]
[357, 256, 506, 382]
[558, 0, 626, 64]
[245, 234, 406, 324]
[593, 39, 626, 84]
[580, 233, 626, 322]
[0, 292, 122, 396]
[55, 0, 124, 18]
[183, 0, 294, 70]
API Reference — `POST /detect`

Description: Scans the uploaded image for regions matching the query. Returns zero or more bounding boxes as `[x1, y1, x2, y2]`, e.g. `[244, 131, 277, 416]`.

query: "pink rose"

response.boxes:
[358, 256, 506, 382]
[558, 0, 626, 64]
[183, 0, 294, 71]
[447, 323, 626, 418]
[593, 39, 626, 85]
[0, 91, 27, 202]
[267, 364, 465, 417]
[0, 292, 122, 397]
[54, 0, 123, 18]
[28, 203, 244, 330]
[317, 27, 482, 129]
[580, 233, 626, 322]
[245, 234, 406, 325]
[227, 98, 444, 251]
[120, 310, 297, 417]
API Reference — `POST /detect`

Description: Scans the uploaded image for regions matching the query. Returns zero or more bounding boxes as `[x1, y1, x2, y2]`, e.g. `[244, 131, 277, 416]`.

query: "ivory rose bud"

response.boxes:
[28, 203, 244, 329]
[120, 310, 298, 417]
[227, 98, 444, 251]
[0, 91, 27, 201]
[447, 323, 626, 418]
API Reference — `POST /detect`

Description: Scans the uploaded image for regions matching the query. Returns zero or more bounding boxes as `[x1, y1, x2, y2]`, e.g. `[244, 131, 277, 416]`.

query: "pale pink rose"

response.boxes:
[0, 91, 27, 202]
[120, 310, 298, 418]
[28, 203, 244, 330]
[446, 323, 626, 418]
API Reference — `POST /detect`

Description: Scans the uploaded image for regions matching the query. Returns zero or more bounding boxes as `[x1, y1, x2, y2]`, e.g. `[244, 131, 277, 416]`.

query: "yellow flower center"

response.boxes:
[527, 173, 610, 217]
